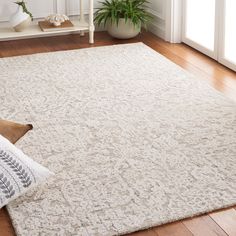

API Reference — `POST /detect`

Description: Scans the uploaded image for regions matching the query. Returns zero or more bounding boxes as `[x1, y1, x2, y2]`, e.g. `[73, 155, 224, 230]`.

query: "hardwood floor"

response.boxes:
[0, 31, 236, 236]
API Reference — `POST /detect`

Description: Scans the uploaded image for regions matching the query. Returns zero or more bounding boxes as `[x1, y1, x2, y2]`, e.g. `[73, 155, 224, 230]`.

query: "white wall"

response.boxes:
[147, 0, 166, 40]
[0, 0, 168, 40]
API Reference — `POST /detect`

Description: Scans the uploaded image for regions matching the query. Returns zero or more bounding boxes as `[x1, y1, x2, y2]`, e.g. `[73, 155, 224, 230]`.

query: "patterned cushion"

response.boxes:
[0, 134, 53, 208]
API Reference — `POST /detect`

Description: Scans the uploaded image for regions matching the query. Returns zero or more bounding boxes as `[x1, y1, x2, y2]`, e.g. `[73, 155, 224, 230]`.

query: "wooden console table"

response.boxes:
[0, 0, 95, 44]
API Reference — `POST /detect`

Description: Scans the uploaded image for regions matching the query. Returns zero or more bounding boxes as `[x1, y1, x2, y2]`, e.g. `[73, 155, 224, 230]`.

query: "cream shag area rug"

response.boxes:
[1, 43, 236, 236]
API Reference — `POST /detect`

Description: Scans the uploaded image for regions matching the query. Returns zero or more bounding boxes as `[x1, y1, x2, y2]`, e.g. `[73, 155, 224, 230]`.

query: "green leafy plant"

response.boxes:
[15, 0, 33, 21]
[94, 0, 152, 28]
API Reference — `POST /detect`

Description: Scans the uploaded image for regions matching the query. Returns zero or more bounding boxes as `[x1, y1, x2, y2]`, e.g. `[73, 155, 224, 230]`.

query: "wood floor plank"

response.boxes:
[126, 229, 158, 236]
[210, 209, 236, 236]
[143, 34, 236, 101]
[154, 222, 193, 236]
[144, 39, 236, 101]
[183, 214, 228, 236]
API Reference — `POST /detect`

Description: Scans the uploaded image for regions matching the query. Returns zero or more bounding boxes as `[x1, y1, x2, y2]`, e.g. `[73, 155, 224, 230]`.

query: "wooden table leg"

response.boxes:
[89, 0, 95, 44]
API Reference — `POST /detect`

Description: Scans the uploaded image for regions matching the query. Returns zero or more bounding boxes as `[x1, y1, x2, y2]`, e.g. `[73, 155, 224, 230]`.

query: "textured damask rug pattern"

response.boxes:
[1, 43, 236, 236]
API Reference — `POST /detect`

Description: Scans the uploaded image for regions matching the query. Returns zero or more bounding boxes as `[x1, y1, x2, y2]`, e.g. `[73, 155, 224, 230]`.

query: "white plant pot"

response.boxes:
[107, 19, 141, 39]
[10, 5, 31, 32]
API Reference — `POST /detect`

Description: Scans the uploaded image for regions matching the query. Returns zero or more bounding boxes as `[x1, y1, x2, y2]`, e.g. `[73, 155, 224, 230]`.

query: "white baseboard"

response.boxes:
[148, 22, 165, 40]
[147, 10, 166, 40]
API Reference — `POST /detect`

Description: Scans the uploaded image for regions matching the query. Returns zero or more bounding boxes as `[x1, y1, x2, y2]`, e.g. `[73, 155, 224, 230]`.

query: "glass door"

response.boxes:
[182, 0, 218, 59]
[219, 0, 236, 71]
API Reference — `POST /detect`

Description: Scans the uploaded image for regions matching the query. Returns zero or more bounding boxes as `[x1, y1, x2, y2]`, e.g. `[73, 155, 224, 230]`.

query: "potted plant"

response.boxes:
[10, 0, 33, 32]
[94, 0, 152, 39]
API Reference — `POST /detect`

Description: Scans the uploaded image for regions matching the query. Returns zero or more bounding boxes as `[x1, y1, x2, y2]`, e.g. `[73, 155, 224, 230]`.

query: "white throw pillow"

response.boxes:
[0, 134, 53, 208]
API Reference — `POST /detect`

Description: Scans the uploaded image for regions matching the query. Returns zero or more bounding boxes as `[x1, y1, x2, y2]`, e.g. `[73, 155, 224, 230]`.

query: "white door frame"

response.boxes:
[218, 0, 236, 71]
[165, 0, 183, 43]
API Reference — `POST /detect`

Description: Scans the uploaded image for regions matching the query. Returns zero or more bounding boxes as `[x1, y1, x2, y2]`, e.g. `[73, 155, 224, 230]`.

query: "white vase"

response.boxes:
[107, 19, 141, 39]
[10, 5, 31, 32]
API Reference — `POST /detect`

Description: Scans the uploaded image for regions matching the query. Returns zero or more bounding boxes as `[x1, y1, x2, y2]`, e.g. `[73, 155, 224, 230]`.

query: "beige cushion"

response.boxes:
[0, 120, 33, 144]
